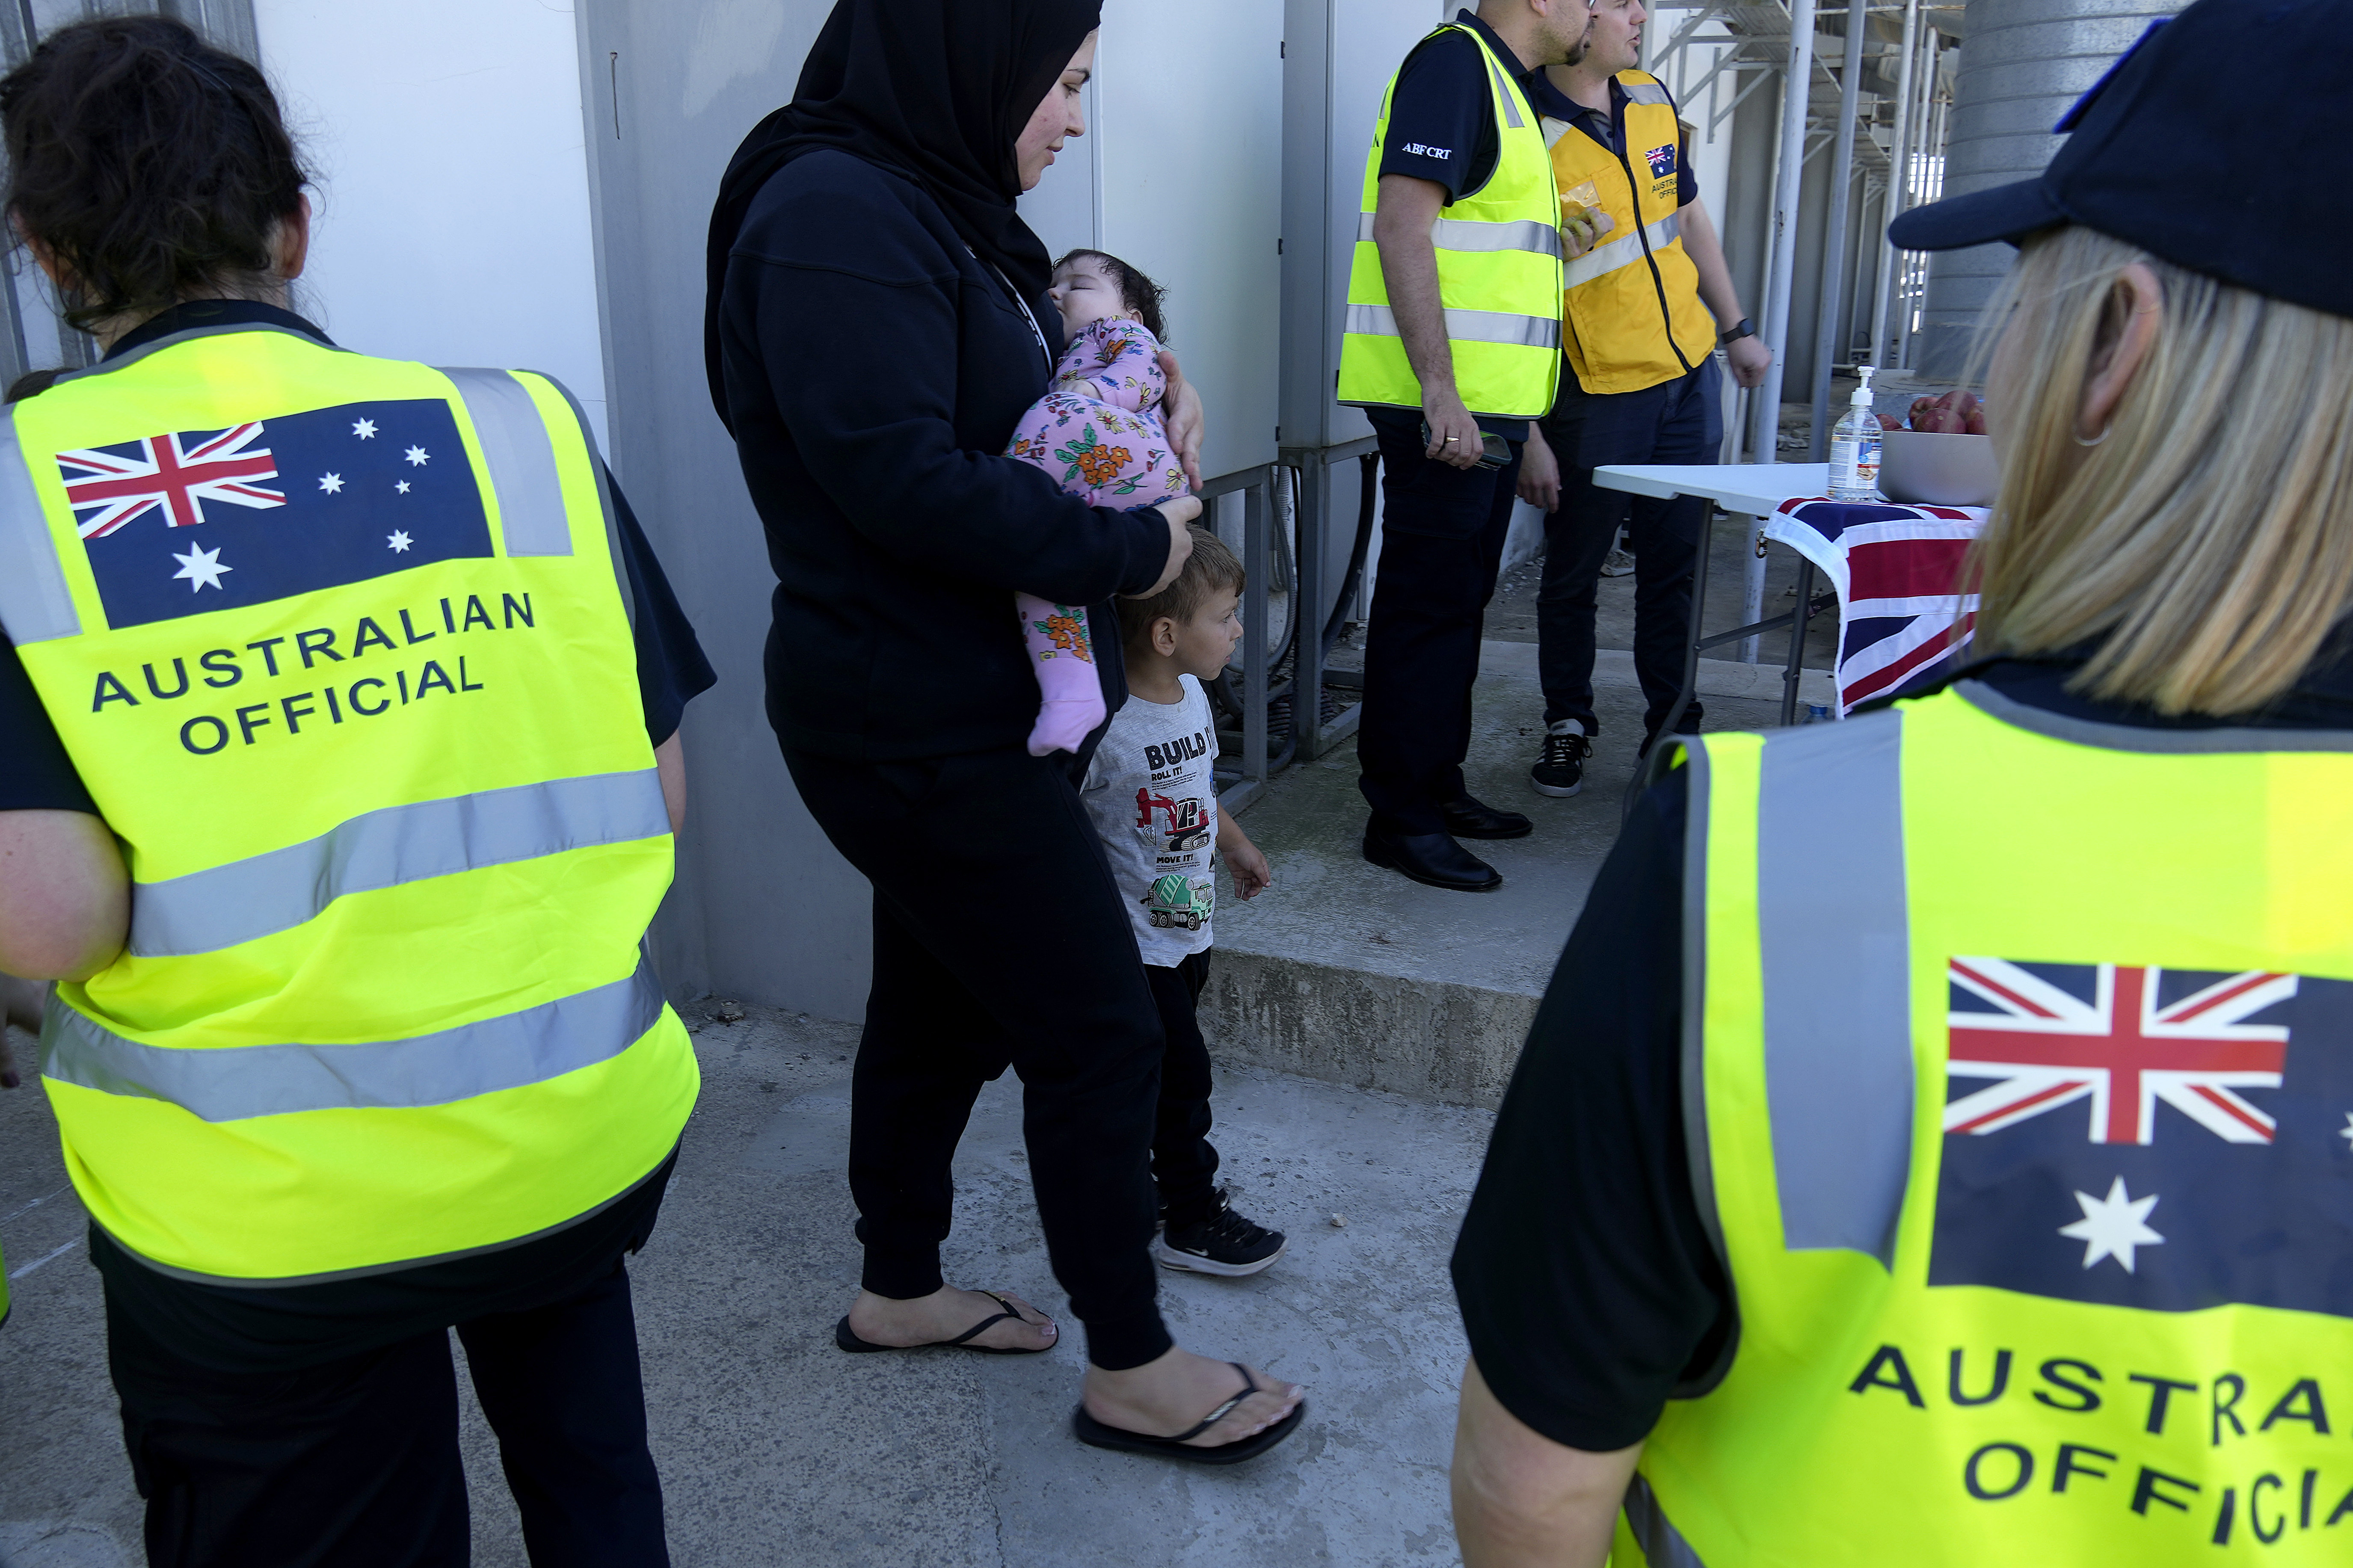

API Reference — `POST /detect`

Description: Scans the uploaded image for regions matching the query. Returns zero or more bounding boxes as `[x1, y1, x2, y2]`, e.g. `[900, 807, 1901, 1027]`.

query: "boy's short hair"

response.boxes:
[1117, 525, 1244, 648]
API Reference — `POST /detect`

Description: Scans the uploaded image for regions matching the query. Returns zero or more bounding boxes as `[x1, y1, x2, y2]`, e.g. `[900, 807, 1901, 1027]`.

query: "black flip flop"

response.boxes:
[834, 1290, 1052, 1356]
[1071, 1363, 1306, 1465]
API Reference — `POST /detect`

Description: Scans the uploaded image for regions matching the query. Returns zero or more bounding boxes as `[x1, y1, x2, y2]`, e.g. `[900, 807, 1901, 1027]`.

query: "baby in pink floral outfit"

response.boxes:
[1006, 250, 1190, 755]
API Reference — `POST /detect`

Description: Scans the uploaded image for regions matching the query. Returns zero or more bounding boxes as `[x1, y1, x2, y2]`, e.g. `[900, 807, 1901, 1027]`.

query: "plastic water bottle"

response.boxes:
[1829, 364, 1883, 503]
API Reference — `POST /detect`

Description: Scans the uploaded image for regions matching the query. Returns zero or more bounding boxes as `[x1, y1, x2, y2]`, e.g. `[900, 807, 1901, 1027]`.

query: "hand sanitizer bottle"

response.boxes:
[1829, 364, 1883, 503]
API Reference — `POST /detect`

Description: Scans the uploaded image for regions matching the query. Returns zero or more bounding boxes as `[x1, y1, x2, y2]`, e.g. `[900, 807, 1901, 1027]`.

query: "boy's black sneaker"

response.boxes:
[1154, 1189, 1286, 1277]
[1530, 724, 1590, 797]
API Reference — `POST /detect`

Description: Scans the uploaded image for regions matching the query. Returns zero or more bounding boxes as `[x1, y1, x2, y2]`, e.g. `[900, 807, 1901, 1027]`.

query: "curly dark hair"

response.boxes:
[1054, 248, 1168, 343]
[0, 17, 306, 333]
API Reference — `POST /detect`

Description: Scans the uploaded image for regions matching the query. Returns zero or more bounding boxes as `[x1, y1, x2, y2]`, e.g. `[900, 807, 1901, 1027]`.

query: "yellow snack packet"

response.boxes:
[1559, 178, 1601, 223]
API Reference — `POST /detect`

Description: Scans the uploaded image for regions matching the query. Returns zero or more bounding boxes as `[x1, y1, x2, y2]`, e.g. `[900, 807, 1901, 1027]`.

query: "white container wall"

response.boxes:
[250, 0, 612, 447]
[1280, 0, 1455, 455]
[575, 0, 862, 1018]
[1019, 0, 1284, 484]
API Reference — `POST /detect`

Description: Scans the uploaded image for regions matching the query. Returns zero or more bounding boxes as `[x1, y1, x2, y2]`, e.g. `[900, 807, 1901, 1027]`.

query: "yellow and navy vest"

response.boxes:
[1337, 24, 1562, 422]
[0, 322, 698, 1284]
[1618, 683, 2353, 1564]
[1544, 71, 1717, 396]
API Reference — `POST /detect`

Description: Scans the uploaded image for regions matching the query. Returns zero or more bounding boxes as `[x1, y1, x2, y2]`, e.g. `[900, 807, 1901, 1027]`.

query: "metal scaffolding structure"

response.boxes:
[1642, 2, 1960, 657]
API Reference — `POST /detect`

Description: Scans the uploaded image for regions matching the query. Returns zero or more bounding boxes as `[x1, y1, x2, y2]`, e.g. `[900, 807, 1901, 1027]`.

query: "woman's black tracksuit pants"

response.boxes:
[783, 741, 1201, 1372]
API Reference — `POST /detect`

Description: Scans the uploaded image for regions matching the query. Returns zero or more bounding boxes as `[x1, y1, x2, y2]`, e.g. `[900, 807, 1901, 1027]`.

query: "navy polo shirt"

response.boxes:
[1377, 9, 1531, 203]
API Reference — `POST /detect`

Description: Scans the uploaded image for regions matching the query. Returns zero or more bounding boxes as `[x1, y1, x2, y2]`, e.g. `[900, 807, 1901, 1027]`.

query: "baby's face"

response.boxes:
[1048, 257, 1133, 337]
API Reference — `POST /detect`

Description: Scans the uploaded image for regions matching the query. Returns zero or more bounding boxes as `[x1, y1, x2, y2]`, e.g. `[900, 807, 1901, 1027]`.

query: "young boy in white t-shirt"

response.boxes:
[1081, 527, 1286, 1275]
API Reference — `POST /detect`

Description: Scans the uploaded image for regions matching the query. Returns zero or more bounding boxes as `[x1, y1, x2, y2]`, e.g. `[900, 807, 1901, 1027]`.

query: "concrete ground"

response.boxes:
[0, 1008, 1492, 1568]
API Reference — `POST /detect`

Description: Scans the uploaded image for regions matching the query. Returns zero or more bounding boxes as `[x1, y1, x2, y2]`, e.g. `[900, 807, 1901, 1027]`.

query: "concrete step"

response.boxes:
[1203, 640, 1827, 1109]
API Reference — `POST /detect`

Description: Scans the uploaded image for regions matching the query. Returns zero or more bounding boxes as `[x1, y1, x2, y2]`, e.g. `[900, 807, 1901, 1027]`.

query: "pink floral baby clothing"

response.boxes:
[1010, 317, 1190, 505]
[1004, 317, 1191, 755]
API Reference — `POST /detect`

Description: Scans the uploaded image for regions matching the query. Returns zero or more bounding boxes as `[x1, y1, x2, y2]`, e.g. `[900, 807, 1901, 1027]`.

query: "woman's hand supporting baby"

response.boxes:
[1157, 350, 1205, 491]
[1143, 345, 1202, 597]
[1130, 496, 1201, 598]
[1142, 342, 1203, 598]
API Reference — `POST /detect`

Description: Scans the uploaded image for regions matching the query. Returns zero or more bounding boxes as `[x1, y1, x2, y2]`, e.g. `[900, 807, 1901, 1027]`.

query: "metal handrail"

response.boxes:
[1201, 436, 1387, 811]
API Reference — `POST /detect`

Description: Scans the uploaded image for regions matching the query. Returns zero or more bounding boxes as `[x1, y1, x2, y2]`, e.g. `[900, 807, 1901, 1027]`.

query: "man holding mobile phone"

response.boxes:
[1337, 0, 1602, 893]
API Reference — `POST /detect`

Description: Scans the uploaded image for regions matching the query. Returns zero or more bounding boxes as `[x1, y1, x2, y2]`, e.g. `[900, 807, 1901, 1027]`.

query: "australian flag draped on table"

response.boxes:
[1761, 499, 1987, 715]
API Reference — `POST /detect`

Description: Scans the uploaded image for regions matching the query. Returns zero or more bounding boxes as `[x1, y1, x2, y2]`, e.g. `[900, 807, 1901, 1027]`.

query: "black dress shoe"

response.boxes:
[1441, 794, 1533, 839]
[1362, 828, 1502, 891]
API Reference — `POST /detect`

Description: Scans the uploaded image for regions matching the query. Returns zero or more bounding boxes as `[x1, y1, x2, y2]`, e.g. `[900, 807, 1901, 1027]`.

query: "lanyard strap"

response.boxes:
[975, 249, 1052, 373]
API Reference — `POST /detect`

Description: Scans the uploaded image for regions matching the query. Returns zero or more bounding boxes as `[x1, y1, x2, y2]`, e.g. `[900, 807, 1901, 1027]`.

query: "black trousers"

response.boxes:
[108, 1261, 666, 1568]
[1147, 950, 1220, 1228]
[1537, 358, 1722, 740]
[783, 743, 1173, 1371]
[1357, 411, 1525, 837]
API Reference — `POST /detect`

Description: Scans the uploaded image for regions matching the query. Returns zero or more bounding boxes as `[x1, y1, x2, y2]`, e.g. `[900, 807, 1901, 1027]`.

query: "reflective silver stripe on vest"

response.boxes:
[1355, 212, 1564, 258]
[1488, 60, 1525, 129]
[1342, 303, 1561, 351]
[1622, 82, 1675, 107]
[0, 408, 80, 644]
[1756, 710, 1912, 1266]
[128, 770, 668, 959]
[440, 367, 571, 556]
[1623, 1475, 1709, 1568]
[39, 959, 665, 1123]
[1562, 211, 1685, 289]
[537, 373, 635, 631]
[1671, 740, 1735, 1384]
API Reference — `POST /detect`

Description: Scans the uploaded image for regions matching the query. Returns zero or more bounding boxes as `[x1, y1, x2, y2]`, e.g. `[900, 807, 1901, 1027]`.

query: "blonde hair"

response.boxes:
[1968, 225, 2353, 715]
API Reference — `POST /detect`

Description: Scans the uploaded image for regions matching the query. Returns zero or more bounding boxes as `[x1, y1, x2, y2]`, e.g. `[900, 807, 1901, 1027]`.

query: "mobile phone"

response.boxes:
[1419, 420, 1514, 470]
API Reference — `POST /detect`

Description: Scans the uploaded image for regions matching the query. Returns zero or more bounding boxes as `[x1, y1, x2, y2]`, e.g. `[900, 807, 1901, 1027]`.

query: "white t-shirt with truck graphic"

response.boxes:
[1080, 674, 1218, 966]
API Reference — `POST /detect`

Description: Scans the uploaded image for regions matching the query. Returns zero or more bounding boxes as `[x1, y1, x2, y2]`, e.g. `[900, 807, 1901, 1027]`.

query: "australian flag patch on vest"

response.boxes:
[1644, 142, 1676, 178]
[1927, 958, 2353, 1320]
[61, 398, 493, 631]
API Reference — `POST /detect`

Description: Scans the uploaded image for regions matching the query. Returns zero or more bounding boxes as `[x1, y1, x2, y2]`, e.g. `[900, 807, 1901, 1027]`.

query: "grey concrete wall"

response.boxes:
[1780, 115, 1837, 401]
[1916, 0, 2187, 378]
[575, 0, 875, 1021]
[1716, 65, 1779, 447]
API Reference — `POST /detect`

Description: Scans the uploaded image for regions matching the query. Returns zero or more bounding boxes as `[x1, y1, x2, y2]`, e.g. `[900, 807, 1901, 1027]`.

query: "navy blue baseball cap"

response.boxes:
[1889, 0, 2353, 320]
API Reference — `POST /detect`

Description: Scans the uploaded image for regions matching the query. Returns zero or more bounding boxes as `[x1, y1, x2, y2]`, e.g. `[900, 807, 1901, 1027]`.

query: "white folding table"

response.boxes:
[1590, 462, 1837, 735]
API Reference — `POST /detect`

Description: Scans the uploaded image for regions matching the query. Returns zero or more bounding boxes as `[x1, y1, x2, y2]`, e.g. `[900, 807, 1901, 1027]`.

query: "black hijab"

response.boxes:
[704, 0, 1101, 427]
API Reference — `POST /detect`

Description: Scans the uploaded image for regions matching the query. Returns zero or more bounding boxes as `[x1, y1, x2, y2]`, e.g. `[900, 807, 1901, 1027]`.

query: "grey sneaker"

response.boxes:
[1600, 546, 1637, 577]
[1530, 722, 1590, 797]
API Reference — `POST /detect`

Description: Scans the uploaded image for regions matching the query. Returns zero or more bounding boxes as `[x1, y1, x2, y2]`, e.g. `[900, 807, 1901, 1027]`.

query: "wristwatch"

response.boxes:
[1719, 318, 1756, 346]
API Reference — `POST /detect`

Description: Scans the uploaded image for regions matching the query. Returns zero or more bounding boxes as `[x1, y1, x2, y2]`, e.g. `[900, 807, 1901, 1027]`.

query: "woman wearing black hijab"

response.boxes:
[707, 0, 1304, 1461]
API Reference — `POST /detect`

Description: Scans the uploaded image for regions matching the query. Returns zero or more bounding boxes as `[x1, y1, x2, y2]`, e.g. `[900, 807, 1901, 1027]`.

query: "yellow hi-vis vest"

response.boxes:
[1618, 683, 2353, 1565]
[0, 321, 698, 1284]
[1544, 71, 1717, 396]
[1336, 23, 1562, 422]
